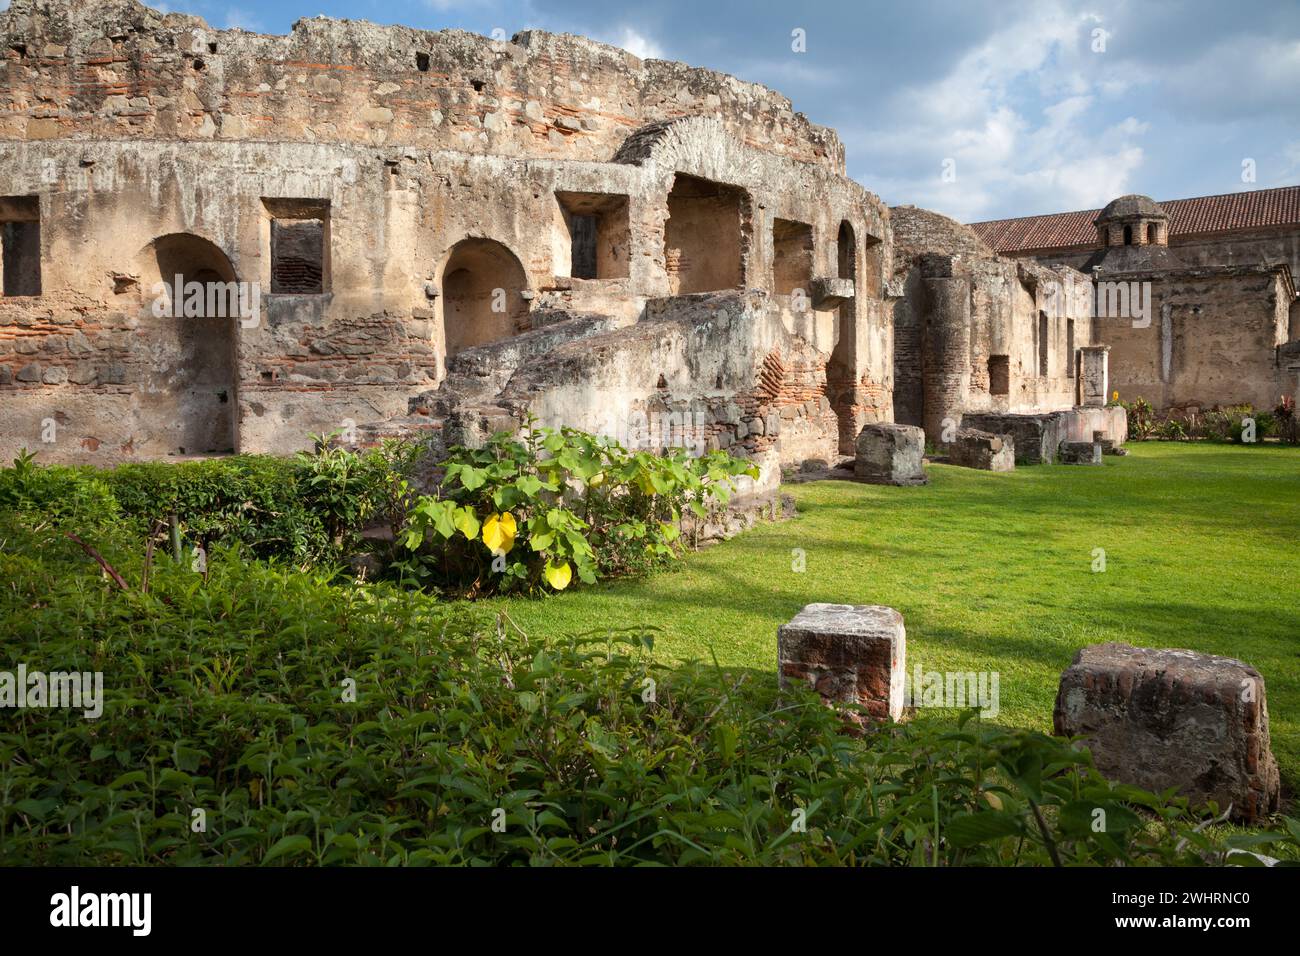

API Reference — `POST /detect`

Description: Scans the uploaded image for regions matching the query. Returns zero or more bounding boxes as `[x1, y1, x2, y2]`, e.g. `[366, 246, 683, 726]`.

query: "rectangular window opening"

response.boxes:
[0, 196, 42, 297]
[988, 354, 1010, 396]
[263, 199, 330, 295]
[555, 192, 630, 280]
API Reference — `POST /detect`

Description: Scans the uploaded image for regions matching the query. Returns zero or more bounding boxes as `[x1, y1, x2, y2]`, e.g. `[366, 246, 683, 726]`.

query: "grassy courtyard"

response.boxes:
[489, 442, 1300, 789]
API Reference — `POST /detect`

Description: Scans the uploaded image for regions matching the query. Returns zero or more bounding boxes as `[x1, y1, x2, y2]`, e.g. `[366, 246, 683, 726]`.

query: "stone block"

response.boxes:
[1054, 643, 1280, 822]
[1058, 440, 1101, 465]
[854, 421, 927, 485]
[949, 427, 1014, 471]
[778, 603, 906, 724]
[961, 412, 1063, 464]
[809, 276, 854, 310]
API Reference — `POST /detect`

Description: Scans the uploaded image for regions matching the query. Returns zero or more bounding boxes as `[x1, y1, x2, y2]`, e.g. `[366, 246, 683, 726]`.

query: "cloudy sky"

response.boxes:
[61, 0, 1300, 222]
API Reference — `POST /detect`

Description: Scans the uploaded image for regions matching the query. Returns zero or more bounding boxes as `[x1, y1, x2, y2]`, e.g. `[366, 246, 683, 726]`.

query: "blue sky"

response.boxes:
[44, 0, 1300, 221]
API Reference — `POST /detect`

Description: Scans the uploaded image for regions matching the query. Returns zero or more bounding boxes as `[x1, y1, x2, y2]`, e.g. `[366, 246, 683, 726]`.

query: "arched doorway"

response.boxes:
[144, 233, 241, 455]
[440, 238, 529, 358]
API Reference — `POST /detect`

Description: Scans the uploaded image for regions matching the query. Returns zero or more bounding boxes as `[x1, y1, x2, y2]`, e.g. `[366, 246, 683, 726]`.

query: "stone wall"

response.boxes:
[889, 206, 1094, 438]
[0, 0, 844, 169]
[0, 1, 890, 468]
[1102, 266, 1293, 412]
[1017, 223, 1300, 391]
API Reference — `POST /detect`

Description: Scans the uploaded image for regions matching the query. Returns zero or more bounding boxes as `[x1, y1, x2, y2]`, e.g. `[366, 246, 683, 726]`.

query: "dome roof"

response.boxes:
[1096, 194, 1167, 222]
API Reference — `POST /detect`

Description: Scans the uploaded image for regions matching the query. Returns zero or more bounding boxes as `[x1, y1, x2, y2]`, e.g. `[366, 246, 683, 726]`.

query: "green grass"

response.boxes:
[487, 442, 1300, 789]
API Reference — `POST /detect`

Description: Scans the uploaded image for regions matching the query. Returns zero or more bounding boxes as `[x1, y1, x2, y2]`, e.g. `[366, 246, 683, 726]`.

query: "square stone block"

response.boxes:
[854, 422, 927, 485]
[949, 427, 1014, 471]
[1058, 440, 1102, 465]
[778, 603, 906, 723]
[1054, 643, 1280, 822]
[962, 412, 1063, 464]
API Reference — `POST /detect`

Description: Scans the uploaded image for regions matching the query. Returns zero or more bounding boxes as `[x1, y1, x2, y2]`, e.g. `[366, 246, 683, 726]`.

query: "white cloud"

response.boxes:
[601, 26, 664, 61]
[846, 2, 1151, 221]
[1159, 36, 1300, 122]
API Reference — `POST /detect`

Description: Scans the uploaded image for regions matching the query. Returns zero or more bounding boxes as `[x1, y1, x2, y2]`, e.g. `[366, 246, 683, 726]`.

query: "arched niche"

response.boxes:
[438, 238, 530, 358]
[139, 232, 241, 455]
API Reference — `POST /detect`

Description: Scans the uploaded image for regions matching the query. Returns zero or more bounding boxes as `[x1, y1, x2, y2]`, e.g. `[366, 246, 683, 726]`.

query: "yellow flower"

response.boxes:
[481, 512, 516, 555]
[1112, 391, 1119, 401]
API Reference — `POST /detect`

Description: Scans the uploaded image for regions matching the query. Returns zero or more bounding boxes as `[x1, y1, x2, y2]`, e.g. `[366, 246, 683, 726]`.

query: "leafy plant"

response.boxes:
[1121, 397, 1156, 440]
[1275, 395, 1297, 444]
[398, 421, 758, 595]
[1153, 418, 1188, 441]
[2, 516, 1294, 866]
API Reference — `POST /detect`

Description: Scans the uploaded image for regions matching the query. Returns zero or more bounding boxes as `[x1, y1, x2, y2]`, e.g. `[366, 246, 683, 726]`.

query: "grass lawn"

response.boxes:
[488, 442, 1300, 790]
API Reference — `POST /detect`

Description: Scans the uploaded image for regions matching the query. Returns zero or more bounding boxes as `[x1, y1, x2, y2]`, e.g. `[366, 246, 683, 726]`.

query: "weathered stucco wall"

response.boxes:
[1104, 267, 1293, 411]
[0, 1, 889, 469]
[889, 206, 1093, 440]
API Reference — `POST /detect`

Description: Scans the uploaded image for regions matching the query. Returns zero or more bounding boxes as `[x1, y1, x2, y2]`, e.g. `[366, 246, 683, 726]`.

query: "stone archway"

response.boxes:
[142, 233, 241, 455]
[439, 238, 529, 358]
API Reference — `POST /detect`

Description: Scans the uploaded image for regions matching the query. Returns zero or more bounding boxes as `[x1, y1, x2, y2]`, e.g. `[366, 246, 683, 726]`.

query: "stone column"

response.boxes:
[1079, 345, 1109, 407]
[921, 271, 971, 443]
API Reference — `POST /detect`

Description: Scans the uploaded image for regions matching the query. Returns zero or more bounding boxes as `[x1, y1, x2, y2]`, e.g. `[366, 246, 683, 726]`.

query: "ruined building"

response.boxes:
[0, 0, 891, 481]
[972, 188, 1300, 412]
[0, 0, 1293, 478]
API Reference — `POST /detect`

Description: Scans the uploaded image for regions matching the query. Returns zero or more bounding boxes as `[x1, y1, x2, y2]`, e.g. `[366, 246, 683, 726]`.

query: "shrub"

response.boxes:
[0, 449, 119, 524]
[104, 454, 333, 562]
[0, 439, 427, 567]
[1, 518, 1293, 866]
[1276, 395, 1297, 444]
[396, 423, 757, 595]
[295, 435, 426, 555]
[1121, 398, 1156, 440]
[1153, 418, 1187, 441]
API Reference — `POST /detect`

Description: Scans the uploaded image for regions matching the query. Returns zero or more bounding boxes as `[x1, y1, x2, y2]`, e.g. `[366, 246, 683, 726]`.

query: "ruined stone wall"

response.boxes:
[889, 206, 1092, 440]
[0, 0, 843, 169]
[1, 2, 888, 469]
[1105, 267, 1293, 412]
[1021, 225, 1300, 343]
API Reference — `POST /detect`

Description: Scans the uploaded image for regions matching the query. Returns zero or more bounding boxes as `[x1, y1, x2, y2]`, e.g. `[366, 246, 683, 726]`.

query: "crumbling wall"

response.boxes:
[889, 205, 1092, 439]
[0, 0, 844, 169]
[1104, 266, 1293, 412]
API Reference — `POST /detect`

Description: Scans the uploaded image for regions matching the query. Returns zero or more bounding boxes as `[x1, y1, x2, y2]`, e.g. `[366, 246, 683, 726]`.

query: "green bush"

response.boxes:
[396, 422, 757, 595]
[0, 450, 119, 524]
[0, 439, 426, 567]
[1121, 398, 1156, 440]
[2, 517, 1293, 866]
[104, 454, 332, 561]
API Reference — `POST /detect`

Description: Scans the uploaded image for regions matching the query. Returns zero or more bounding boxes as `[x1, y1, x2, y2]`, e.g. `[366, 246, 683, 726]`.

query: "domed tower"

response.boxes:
[1083, 195, 1183, 272]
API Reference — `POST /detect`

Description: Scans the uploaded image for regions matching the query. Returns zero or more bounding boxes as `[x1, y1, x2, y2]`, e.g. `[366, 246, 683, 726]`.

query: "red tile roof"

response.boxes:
[968, 185, 1300, 253]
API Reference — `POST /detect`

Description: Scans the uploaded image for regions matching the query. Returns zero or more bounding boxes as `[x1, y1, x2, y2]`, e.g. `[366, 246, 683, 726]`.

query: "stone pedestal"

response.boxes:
[1058, 440, 1102, 465]
[778, 603, 906, 724]
[854, 422, 927, 485]
[962, 412, 1063, 464]
[1054, 643, 1280, 822]
[1079, 345, 1110, 407]
[949, 427, 1015, 471]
